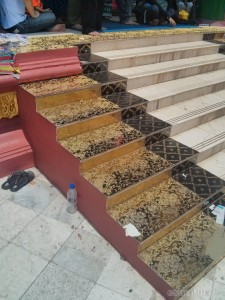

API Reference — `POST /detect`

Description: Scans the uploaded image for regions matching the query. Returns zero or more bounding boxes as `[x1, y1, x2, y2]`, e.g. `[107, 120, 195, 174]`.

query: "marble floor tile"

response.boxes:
[42, 195, 84, 228]
[21, 262, 94, 300]
[97, 252, 155, 300]
[13, 214, 74, 260]
[214, 258, 225, 285]
[0, 243, 47, 300]
[53, 228, 114, 282]
[0, 201, 37, 242]
[211, 282, 225, 300]
[78, 218, 101, 237]
[86, 285, 130, 300]
[180, 277, 213, 300]
[9, 178, 58, 213]
[0, 237, 8, 252]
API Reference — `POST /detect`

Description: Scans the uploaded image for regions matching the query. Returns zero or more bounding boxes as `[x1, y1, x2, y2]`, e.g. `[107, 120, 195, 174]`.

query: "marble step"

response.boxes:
[139, 192, 225, 293]
[59, 114, 171, 171]
[130, 69, 225, 112]
[91, 33, 203, 52]
[173, 115, 225, 163]
[82, 138, 197, 209]
[198, 150, 225, 181]
[111, 53, 225, 90]
[150, 89, 225, 136]
[94, 41, 219, 70]
[109, 164, 225, 252]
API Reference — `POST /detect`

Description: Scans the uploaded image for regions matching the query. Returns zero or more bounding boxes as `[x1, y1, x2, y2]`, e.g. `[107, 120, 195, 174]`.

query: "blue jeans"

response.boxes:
[7, 12, 56, 34]
[117, 0, 133, 22]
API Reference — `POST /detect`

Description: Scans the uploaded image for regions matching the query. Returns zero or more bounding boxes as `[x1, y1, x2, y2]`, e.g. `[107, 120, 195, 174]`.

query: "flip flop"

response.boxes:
[9, 171, 35, 192]
[1, 170, 26, 190]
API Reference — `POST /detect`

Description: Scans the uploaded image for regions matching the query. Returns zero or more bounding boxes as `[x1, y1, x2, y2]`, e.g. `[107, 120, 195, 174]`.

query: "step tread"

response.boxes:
[150, 90, 225, 124]
[82, 138, 197, 197]
[94, 41, 218, 59]
[198, 150, 225, 181]
[130, 69, 225, 102]
[112, 53, 225, 78]
[173, 115, 225, 152]
[109, 177, 204, 243]
[139, 193, 225, 291]
[39, 96, 120, 126]
[21, 75, 99, 97]
[59, 121, 143, 160]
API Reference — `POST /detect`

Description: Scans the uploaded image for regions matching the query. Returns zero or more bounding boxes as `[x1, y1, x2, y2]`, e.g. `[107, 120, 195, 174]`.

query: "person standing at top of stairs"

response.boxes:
[81, 0, 104, 35]
[66, 0, 82, 31]
[117, 0, 137, 24]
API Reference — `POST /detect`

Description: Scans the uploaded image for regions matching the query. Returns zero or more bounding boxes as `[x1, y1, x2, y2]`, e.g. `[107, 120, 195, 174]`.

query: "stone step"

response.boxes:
[139, 192, 225, 293]
[82, 138, 197, 209]
[173, 115, 225, 163]
[111, 53, 225, 90]
[59, 114, 171, 171]
[197, 150, 225, 181]
[150, 89, 225, 136]
[91, 33, 203, 52]
[130, 69, 225, 112]
[94, 41, 219, 70]
[109, 164, 225, 252]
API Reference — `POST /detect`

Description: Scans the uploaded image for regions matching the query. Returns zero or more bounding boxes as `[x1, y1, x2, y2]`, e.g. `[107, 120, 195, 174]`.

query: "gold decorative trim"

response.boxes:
[0, 92, 18, 119]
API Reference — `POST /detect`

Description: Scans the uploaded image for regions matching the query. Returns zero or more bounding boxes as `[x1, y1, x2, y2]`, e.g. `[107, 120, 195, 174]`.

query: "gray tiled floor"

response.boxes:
[0, 167, 225, 300]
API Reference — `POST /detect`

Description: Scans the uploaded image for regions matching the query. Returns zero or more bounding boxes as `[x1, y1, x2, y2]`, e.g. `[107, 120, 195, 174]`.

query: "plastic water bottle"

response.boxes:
[66, 183, 77, 214]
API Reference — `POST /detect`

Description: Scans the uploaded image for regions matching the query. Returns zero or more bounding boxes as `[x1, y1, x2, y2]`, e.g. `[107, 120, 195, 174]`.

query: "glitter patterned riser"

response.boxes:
[9, 28, 225, 54]
[21, 75, 98, 97]
[139, 195, 225, 291]
[109, 178, 203, 242]
[59, 121, 143, 160]
[82, 148, 171, 197]
[39, 97, 119, 126]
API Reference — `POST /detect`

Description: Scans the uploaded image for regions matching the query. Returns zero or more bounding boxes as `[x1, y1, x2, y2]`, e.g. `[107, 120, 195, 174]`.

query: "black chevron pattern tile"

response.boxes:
[147, 138, 197, 165]
[124, 114, 171, 136]
[173, 164, 225, 199]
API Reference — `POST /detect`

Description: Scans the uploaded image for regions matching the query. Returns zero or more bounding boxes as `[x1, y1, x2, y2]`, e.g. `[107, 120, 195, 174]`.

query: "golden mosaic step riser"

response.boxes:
[57, 111, 121, 140]
[80, 138, 145, 173]
[106, 170, 171, 210]
[36, 86, 101, 111]
[138, 204, 202, 253]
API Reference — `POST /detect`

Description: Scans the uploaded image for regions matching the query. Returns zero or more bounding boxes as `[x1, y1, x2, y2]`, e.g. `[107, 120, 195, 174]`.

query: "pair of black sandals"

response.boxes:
[1, 170, 35, 192]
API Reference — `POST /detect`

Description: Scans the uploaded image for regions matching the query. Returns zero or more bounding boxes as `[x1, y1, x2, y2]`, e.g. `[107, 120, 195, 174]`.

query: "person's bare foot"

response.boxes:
[122, 20, 137, 25]
[70, 24, 82, 31]
[49, 23, 66, 32]
[88, 31, 100, 35]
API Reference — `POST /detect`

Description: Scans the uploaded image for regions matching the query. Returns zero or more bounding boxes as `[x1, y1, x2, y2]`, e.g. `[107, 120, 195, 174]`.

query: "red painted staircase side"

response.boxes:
[0, 47, 82, 93]
[17, 87, 175, 300]
[0, 126, 34, 178]
[0, 47, 82, 178]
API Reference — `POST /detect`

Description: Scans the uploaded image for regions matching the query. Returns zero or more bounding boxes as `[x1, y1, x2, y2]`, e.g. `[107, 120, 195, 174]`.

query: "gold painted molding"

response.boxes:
[0, 92, 18, 119]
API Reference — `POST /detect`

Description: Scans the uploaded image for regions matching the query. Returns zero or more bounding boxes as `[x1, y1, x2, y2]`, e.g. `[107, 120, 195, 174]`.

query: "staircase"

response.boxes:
[17, 31, 225, 299]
